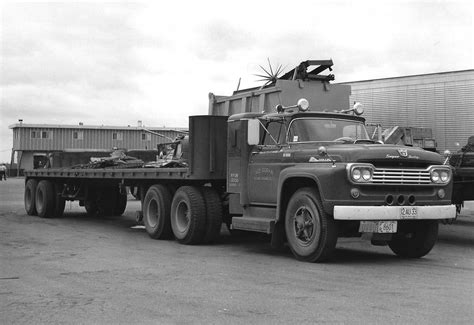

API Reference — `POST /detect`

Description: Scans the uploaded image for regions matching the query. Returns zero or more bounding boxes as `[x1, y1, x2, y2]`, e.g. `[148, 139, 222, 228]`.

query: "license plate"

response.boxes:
[359, 221, 397, 233]
[400, 207, 418, 219]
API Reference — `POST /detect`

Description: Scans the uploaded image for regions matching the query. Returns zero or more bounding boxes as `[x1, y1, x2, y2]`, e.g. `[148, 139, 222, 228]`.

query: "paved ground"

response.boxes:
[1, 177, 473, 324]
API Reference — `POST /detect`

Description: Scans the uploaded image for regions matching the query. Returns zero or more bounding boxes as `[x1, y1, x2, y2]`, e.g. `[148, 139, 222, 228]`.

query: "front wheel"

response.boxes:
[388, 220, 438, 258]
[285, 188, 338, 262]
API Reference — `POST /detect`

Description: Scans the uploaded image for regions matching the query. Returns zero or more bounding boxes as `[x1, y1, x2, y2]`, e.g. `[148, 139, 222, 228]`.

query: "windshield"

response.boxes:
[288, 118, 370, 143]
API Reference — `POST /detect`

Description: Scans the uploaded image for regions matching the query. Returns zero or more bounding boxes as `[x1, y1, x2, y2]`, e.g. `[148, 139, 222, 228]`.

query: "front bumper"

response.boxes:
[333, 205, 456, 220]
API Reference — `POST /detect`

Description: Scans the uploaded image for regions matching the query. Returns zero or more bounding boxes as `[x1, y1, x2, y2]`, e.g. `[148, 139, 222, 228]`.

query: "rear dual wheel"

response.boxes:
[85, 187, 127, 217]
[170, 186, 207, 245]
[168, 185, 223, 245]
[34, 180, 65, 218]
[143, 184, 173, 239]
[25, 179, 38, 215]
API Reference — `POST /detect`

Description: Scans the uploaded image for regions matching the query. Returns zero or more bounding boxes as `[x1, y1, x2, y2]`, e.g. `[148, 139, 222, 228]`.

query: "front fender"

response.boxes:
[276, 163, 347, 222]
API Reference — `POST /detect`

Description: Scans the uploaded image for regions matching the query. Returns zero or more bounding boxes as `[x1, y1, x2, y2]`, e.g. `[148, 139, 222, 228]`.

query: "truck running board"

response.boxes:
[231, 216, 275, 234]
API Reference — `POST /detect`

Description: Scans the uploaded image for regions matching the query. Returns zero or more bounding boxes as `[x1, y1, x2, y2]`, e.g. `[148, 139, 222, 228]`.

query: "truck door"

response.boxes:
[247, 120, 287, 205]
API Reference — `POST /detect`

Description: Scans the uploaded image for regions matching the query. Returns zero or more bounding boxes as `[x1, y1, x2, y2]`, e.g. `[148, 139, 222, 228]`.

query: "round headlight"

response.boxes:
[362, 169, 372, 181]
[352, 168, 361, 181]
[431, 171, 440, 183]
[440, 171, 449, 182]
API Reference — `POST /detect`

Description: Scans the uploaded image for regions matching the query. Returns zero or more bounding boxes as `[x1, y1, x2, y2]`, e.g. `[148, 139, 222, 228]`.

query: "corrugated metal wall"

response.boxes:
[345, 70, 474, 152]
[13, 127, 185, 151]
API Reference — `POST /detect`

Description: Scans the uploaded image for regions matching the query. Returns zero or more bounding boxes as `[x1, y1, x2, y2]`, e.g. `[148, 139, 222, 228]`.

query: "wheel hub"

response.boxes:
[176, 200, 190, 233]
[293, 206, 315, 245]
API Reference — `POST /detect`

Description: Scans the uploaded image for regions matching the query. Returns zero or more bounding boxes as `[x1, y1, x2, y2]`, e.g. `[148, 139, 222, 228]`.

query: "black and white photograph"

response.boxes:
[1, 0, 473, 323]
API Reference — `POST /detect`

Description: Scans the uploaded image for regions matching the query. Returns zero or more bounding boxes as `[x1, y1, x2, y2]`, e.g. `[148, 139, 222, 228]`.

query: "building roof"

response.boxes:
[8, 123, 187, 132]
[338, 69, 474, 85]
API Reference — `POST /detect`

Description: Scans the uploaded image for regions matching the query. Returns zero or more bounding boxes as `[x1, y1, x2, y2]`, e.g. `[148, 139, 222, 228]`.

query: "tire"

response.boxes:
[171, 186, 206, 245]
[35, 180, 55, 218]
[130, 186, 141, 200]
[25, 179, 38, 216]
[201, 187, 223, 243]
[143, 184, 173, 239]
[96, 188, 116, 216]
[85, 200, 99, 217]
[114, 190, 127, 216]
[285, 187, 338, 262]
[53, 182, 65, 218]
[388, 220, 439, 258]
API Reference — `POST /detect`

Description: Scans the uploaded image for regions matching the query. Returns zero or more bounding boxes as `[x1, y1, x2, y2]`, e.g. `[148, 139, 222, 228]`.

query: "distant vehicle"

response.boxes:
[448, 136, 474, 215]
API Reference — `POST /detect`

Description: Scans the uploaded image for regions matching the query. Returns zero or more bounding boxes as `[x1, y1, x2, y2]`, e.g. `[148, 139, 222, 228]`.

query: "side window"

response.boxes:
[261, 121, 286, 145]
[73, 131, 84, 140]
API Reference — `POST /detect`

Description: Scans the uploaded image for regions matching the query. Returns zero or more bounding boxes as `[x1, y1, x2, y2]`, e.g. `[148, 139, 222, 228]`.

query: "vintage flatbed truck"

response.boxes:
[23, 60, 456, 262]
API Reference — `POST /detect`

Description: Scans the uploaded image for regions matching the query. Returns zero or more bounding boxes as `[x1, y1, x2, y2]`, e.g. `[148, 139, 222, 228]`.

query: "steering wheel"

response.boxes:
[334, 137, 354, 143]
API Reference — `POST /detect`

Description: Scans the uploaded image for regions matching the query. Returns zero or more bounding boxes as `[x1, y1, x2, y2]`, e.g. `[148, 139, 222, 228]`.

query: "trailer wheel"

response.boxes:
[129, 186, 141, 200]
[285, 188, 338, 262]
[388, 220, 438, 258]
[35, 180, 55, 218]
[25, 179, 38, 216]
[171, 186, 206, 245]
[114, 190, 127, 216]
[53, 182, 65, 218]
[85, 200, 99, 217]
[201, 187, 223, 243]
[97, 189, 117, 216]
[143, 185, 172, 239]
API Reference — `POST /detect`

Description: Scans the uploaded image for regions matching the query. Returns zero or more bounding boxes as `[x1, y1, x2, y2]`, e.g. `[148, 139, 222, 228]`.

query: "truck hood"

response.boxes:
[292, 143, 444, 166]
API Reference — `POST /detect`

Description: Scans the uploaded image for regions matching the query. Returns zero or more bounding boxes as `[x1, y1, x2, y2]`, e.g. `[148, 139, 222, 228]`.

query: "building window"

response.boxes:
[41, 131, 52, 139]
[141, 133, 151, 141]
[31, 130, 51, 139]
[113, 132, 123, 141]
[73, 131, 84, 140]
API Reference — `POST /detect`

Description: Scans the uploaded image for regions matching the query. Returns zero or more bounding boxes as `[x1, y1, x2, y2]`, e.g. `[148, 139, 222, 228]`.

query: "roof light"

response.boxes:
[353, 102, 364, 115]
[297, 98, 309, 111]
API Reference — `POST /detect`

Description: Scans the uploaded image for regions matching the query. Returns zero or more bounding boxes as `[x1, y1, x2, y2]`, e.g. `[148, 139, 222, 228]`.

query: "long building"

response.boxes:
[9, 122, 187, 170]
[342, 69, 474, 152]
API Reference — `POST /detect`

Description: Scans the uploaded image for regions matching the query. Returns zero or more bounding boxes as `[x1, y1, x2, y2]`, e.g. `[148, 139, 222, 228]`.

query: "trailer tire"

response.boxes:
[85, 200, 99, 217]
[388, 220, 438, 258]
[53, 182, 65, 218]
[97, 189, 116, 216]
[171, 186, 206, 245]
[285, 187, 338, 262]
[35, 180, 55, 218]
[114, 190, 127, 216]
[201, 187, 223, 243]
[143, 185, 173, 239]
[25, 179, 38, 216]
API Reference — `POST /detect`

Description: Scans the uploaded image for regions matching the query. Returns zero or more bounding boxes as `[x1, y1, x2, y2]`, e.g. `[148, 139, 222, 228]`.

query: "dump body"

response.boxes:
[209, 79, 351, 116]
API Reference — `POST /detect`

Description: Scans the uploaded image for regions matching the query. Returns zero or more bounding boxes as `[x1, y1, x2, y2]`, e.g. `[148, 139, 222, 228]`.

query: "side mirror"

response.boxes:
[247, 119, 260, 145]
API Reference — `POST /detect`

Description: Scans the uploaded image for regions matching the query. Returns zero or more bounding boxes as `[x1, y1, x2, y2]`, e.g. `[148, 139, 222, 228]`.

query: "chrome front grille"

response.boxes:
[372, 168, 431, 184]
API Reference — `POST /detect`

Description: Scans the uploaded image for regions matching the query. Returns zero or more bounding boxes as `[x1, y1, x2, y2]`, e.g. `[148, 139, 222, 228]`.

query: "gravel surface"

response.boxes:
[1, 178, 473, 324]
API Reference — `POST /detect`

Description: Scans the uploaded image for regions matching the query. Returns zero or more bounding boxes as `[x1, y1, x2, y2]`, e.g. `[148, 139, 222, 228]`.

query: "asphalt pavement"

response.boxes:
[1, 178, 473, 324]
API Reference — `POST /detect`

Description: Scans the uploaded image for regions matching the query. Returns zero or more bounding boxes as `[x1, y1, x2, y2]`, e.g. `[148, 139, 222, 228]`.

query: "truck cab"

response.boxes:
[227, 101, 455, 262]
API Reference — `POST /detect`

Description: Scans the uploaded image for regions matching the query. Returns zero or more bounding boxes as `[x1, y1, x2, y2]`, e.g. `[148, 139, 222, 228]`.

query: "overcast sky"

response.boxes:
[0, 0, 473, 163]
